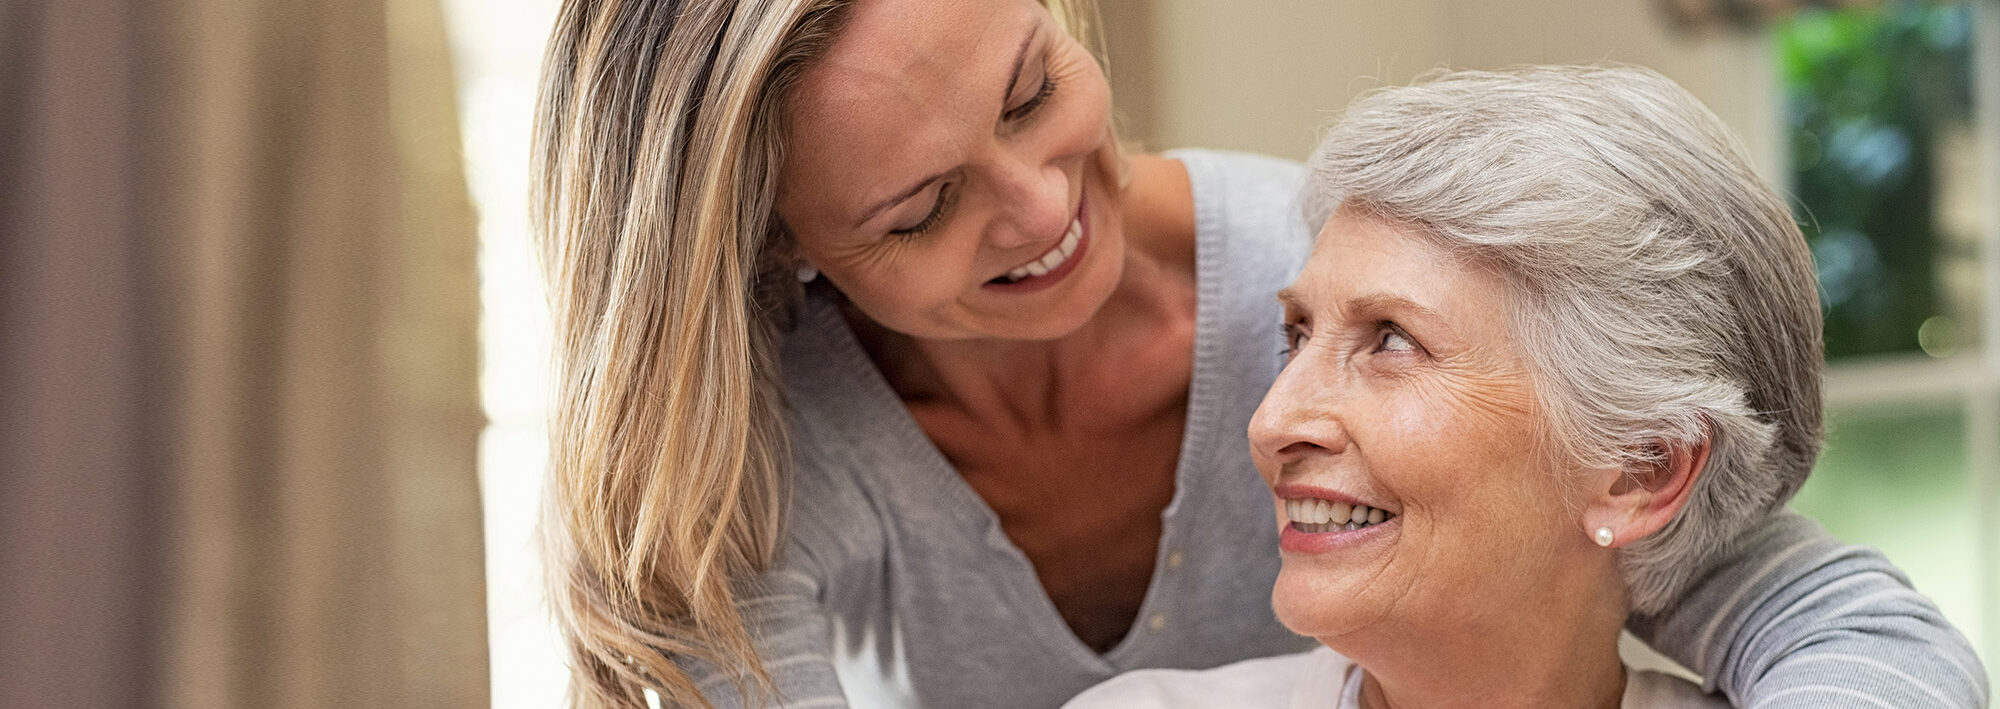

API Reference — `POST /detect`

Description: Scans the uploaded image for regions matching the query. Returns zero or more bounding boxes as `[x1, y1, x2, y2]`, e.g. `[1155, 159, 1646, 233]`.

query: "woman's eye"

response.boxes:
[889, 183, 955, 238]
[1280, 322, 1310, 359]
[1377, 326, 1417, 353]
[1003, 73, 1057, 122]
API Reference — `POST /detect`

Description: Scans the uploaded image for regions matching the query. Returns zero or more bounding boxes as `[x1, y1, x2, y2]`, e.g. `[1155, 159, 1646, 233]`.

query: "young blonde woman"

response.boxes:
[531, 1, 1986, 707]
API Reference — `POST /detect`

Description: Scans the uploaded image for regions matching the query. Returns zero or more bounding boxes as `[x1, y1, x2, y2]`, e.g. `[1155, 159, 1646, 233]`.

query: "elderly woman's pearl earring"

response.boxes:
[1593, 527, 1615, 547]
[796, 264, 819, 283]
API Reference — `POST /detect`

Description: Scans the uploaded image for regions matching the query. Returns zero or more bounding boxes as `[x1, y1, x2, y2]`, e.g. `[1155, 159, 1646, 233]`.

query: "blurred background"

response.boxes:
[4, 0, 1995, 707]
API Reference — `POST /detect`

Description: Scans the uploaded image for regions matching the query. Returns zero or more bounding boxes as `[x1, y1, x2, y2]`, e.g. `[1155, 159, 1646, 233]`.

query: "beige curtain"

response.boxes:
[0, 1, 169, 705]
[0, 0, 489, 706]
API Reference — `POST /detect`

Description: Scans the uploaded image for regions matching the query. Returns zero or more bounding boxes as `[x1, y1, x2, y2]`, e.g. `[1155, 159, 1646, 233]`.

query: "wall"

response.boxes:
[1107, 0, 1782, 181]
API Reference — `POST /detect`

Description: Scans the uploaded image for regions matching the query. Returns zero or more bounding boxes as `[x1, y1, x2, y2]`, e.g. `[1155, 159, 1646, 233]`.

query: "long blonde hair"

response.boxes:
[531, 1, 1097, 706]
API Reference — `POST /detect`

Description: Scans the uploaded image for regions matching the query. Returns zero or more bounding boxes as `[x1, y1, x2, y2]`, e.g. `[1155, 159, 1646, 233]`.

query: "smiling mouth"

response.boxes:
[1285, 497, 1397, 533]
[989, 216, 1084, 285]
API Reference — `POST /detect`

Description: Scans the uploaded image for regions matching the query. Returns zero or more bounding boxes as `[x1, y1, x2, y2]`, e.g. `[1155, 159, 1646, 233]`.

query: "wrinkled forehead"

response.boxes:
[785, 0, 1028, 148]
[808, 0, 1020, 96]
[1301, 208, 1517, 322]
[779, 0, 1037, 215]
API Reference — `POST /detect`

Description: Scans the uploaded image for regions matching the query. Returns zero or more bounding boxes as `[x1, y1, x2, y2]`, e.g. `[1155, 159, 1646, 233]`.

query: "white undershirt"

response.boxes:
[1062, 646, 1732, 709]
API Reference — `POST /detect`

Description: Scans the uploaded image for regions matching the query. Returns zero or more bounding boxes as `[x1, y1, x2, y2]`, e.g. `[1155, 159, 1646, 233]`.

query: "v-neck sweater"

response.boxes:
[710, 149, 1315, 709]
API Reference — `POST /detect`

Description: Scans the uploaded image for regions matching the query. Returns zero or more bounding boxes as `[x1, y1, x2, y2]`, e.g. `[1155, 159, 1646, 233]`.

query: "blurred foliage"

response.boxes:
[1777, 0, 1974, 358]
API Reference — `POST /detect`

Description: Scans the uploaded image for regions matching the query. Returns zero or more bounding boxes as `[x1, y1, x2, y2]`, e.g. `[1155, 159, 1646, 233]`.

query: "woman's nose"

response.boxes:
[1249, 358, 1350, 467]
[984, 152, 1071, 250]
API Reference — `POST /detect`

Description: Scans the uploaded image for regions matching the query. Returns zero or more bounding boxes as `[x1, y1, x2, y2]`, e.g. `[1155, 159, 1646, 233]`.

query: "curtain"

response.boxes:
[0, 0, 490, 706]
[0, 0, 169, 705]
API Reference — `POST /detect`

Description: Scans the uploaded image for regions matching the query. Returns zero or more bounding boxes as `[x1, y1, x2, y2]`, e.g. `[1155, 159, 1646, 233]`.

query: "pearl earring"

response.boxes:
[796, 264, 818, 283]
[1593, 527, 1615, 547]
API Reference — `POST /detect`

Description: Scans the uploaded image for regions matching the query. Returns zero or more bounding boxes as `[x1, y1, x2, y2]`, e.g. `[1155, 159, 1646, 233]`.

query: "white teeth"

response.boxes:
[1036, 250, 1062, 271]
[1328, 501, 1351, 525]
[1285, 498, 1394, 533]
[1287, 499, 1323, 525]
[1000, 218, 1083, 283]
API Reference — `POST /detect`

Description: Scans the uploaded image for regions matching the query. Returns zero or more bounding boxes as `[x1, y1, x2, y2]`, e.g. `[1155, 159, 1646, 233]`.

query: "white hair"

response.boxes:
[1304, 65, 1825, 615]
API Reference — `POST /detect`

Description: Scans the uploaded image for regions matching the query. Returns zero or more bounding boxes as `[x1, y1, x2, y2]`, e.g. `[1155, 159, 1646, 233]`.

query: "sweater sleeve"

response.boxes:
[1629, 510, 1989, 708]
[690, 558, 850, 708]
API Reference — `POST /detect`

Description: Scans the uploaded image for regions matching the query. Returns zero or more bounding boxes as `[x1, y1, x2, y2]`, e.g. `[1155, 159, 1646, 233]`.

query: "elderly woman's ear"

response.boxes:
[1580, 433, 1713, 549]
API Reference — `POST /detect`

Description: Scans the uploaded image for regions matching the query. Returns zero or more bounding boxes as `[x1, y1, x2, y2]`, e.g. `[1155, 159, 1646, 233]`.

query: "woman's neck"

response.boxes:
[1347, 564, 1632, 709]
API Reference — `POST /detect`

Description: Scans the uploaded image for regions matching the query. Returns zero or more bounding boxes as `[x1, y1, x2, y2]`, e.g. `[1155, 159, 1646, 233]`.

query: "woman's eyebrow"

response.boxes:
[1346, 293, 1449, 330]
[1278, 289, 1450, 328]
[1276, 286, 1306, 314]
[1001, 24, 1042, 103]
[856, 174, 942, 228]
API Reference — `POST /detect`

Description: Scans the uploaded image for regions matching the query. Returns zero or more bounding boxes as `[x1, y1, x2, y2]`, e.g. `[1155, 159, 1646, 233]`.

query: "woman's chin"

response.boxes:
[994, 240, 1127, 341]
[1270, 566, 1393, 643]
[1269, 516, 1413, 643]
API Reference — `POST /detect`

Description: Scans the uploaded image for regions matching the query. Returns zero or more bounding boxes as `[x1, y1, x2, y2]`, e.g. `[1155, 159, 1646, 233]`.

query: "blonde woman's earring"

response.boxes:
[1594, 527, 1615, 547]
[796, 264, 818, 283]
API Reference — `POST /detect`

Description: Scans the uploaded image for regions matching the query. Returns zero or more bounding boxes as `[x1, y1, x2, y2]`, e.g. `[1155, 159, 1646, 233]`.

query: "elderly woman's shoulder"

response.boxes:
[1061, 646, 1353, 709]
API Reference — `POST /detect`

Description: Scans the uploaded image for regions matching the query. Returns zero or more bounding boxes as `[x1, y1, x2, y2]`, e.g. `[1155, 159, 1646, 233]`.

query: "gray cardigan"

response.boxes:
[693, 149, 1987, 708]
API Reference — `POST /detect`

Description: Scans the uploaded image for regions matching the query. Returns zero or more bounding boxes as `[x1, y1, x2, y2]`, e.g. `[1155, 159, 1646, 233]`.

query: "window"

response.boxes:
[439, 0, 566, 707]
[1780, 1, 1981, 358]
[1777, 0, 2000, 693]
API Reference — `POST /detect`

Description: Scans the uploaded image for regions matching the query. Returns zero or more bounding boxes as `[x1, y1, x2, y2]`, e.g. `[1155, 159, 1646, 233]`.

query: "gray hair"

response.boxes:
[1303, 65, 1824, 615]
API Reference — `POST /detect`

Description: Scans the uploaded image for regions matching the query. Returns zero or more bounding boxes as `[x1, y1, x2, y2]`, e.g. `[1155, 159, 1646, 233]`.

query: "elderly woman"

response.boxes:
[533, 0, 1986, 705]
[1065, 65, 1982, 708]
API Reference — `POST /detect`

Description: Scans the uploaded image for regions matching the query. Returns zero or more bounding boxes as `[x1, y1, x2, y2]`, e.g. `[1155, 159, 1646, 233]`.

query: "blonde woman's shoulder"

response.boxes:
[1062, 647, 1352, 709]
